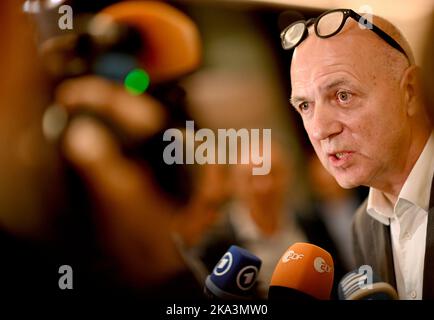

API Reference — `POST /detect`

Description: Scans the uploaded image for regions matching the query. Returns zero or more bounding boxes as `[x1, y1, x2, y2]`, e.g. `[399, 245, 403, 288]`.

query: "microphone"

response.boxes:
[268, 242, 334, 300]
[338, 266, 399, 300]
[204, 245, 262, 300]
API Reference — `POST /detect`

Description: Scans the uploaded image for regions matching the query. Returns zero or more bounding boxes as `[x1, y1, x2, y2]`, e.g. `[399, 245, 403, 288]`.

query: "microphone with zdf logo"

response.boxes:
[268, 242, 334, 300]
[204, 245, 262, 300]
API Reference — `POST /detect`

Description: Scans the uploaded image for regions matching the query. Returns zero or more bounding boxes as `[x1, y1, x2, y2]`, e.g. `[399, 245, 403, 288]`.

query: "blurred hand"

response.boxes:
[55, 75, 185, 285]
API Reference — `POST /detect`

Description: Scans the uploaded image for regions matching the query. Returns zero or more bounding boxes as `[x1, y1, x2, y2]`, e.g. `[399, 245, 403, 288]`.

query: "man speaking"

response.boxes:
[283, 9, 433, 299]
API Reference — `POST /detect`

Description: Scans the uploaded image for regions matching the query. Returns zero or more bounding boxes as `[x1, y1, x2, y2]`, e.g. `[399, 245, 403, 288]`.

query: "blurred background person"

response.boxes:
[197, 138, 349, 298]
[170, 163, 230, 287]
[224, 139, 307, 298]
[307, 152, 367, 272]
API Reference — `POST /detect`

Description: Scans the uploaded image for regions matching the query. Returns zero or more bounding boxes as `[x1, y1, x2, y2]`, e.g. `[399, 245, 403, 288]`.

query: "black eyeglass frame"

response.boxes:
[280, 9, 409, 61]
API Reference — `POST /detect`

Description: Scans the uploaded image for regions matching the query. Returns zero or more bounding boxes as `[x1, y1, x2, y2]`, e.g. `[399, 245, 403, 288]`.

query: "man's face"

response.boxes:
[290, 25, 410, 189]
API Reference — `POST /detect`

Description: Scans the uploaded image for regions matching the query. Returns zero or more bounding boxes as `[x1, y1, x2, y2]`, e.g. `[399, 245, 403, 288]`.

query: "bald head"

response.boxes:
[293, 14, 413, 86]
[289, 11, 431, 196]
[369, 14, 414, 64]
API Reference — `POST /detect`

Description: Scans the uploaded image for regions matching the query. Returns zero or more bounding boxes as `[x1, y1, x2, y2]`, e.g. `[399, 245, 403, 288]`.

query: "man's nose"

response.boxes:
[308, 103, 343, 141]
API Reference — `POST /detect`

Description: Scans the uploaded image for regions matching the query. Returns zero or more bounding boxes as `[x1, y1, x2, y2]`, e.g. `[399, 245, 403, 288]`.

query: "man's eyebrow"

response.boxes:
[322, 78, 352, 91]
[289, 96, 306, 108]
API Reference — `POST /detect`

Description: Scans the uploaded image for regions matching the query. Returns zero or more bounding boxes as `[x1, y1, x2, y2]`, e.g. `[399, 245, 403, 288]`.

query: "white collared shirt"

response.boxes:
[367, 131, 434, 300]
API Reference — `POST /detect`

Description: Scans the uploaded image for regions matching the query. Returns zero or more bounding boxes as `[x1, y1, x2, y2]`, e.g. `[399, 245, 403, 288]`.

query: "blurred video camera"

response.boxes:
[26, 0, 202, 205]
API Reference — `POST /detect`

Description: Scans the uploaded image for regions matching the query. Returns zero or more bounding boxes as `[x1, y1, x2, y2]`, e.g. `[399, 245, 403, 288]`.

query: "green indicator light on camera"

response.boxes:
[124, 69, 150, 95]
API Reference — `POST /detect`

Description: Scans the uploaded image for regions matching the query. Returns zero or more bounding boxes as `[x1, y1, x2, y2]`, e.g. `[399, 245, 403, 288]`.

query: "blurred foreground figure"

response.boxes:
[0, 0, 209, 301]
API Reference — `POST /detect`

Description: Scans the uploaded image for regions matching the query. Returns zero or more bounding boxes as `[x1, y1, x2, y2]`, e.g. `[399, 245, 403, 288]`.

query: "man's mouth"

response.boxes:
[327, 151, 354, 167]
[335, 152, 348, 159]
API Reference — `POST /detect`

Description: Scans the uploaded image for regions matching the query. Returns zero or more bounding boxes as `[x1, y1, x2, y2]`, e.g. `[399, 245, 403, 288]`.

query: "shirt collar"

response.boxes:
[367, 189, 393, 225]
[367, 131, 434, 225]
[399, 131, 434, 211]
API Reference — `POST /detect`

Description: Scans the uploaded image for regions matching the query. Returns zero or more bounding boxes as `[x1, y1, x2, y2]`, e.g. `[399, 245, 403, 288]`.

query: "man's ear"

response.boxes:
[400, 65, 422, 116]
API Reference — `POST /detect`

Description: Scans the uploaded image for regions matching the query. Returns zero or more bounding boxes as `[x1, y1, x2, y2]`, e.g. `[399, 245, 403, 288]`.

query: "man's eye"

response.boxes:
[337, 91, 352, 103]
[298, 102, 310, 112]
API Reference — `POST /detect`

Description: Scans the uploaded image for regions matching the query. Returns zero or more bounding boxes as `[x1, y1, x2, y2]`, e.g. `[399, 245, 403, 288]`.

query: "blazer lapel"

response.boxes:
[423, 176, 434, 299]
[371, 218, 396, 289]
[357, 201, 396, 289]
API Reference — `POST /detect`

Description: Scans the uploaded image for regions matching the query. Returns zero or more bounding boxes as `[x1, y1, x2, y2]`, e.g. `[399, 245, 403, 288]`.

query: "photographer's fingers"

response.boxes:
[55, 75, 167, 138]
[57, 76, 173, 241]
[61, 113, 169, 239]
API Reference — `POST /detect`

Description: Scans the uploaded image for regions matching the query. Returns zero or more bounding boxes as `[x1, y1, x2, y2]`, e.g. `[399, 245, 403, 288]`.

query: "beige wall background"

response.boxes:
[213, 0, 434, 65]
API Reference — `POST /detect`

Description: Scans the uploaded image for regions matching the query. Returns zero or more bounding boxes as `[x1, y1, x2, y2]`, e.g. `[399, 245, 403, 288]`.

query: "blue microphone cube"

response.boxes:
[206, 245, 262, 299]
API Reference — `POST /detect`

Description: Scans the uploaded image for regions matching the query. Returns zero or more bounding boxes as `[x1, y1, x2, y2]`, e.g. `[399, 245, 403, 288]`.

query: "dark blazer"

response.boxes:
[352, 177, 434, 299]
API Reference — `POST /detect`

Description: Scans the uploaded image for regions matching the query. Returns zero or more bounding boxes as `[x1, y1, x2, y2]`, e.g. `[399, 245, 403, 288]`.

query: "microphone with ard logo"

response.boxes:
[268, 242, 334, 300]
[204, 245, 262, 300]
[338, 265, 399, 300]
